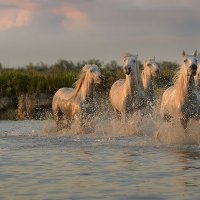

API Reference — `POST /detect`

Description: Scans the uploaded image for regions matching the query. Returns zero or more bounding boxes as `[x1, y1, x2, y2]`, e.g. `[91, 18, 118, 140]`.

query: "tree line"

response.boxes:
[0, 59, 178, 97]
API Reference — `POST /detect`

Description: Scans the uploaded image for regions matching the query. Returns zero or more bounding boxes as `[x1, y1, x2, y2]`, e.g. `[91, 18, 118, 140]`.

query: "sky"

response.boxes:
[0, 0, 200, 67]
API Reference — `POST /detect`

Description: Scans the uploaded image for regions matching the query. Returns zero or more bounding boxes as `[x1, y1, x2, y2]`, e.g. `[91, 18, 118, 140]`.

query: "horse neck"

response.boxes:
[125, 71, 140, 95]
[80, 77, 94, 101]
[194, 76, 200, 90]
[141, 70, 153, 93]
[175, 71, 196, 103]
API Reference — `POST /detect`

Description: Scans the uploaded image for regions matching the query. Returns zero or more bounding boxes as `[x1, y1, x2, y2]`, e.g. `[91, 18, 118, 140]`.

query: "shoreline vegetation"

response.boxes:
[0, 59, 177, 120]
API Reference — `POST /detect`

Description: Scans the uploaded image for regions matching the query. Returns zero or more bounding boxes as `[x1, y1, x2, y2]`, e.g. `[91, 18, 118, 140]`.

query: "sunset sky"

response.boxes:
[0, 0, 200, 67]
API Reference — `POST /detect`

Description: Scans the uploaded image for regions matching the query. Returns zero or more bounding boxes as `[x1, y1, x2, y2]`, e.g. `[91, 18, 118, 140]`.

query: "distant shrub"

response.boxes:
[0, 59, 179, 97]
[0, 69, 78, 96]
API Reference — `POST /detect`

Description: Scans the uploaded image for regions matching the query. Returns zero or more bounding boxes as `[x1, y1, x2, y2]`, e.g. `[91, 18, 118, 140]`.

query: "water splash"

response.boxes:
[45, 104, 200, 146]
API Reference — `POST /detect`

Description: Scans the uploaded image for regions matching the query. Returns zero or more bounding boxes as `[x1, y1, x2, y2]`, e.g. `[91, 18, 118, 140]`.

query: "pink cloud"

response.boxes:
[0, 0, 39, 11]
[0, 1, 90, 31]
[53, 6, 90, 29]
[0, 9, 30, 30]
[0, 0, 40, 30]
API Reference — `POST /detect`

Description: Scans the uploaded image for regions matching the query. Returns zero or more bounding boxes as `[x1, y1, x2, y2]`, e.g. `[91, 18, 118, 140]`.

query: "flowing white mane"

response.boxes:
[52, 64, 104, 130]
[72, 64, 92, 97]
[160, 50, 198, 129]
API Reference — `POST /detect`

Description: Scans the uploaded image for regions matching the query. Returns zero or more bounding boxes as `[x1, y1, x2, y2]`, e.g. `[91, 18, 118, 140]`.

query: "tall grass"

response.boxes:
[0, 59, 178, 97]
[0, 68, 78, 96]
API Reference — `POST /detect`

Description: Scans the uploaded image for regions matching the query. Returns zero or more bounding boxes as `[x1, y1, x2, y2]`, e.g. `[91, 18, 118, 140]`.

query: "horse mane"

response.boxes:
[173, 65, 182, 83]
[122, 53, 134, 61]
[173, 64, 196, 104]
[122, 52, 144, 91]
[71, 64, 91, 98]
[141, 70, 148, 90]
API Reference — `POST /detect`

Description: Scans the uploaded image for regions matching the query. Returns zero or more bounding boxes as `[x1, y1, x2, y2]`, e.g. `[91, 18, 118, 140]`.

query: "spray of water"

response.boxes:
[41, 99, 200, 145]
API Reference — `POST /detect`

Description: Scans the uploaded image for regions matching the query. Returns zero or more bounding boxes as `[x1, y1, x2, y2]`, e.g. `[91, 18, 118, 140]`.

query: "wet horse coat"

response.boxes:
[109, 53, 145, 116]
[194, 63, 200, 102]
[141, 57, 160, 107]
[160, 50, 199, 129]
[52, 64, 104, 129]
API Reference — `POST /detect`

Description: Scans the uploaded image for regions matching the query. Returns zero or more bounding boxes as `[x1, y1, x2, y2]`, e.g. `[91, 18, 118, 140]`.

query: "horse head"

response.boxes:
[143, 57, 160, 78]
[182, 50, 198, 76]
[122, 53, 138, 75]
[84, 64, 105, 84]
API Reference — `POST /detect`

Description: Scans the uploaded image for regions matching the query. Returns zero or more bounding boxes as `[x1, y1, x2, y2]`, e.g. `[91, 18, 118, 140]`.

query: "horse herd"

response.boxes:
[52, 50, 200, 132]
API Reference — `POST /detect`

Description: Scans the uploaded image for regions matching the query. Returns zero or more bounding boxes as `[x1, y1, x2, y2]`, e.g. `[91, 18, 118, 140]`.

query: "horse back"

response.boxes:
[109, 79, 126, 112]
[52, 88, 74, 110]
[109, 79, 125, 97]
[160, 86, 182, 118]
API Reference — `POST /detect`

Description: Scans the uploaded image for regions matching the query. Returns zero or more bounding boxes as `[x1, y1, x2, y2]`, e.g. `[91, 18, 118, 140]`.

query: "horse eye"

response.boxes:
[184, 59, 187, 62]
[147, 63, 151, 67]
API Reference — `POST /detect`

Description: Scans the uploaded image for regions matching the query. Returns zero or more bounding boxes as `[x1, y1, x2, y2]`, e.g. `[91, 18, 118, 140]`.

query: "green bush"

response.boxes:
[0, 69, 78, 96]
[0, 59, 179, 97]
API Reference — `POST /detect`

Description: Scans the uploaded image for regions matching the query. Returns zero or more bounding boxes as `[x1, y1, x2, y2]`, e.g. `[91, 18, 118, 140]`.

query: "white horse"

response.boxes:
[109, 53, 145, 116]
[194, 63, 200, 102]
[52, 64, 104, 129]
[160, 50, 199, 129]
[141, 57, 160, 106]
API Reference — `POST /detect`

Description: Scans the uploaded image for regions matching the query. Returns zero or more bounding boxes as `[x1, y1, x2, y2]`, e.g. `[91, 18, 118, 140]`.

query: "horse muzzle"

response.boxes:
[124, 66, 131, 75]
[190, 64, 197, 75]
[99, 75, 105, 84]
[156, 69, 161, 77]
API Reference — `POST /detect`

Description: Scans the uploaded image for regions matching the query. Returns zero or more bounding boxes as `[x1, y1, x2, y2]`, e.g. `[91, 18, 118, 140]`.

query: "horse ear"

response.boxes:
[82, 64, 91, 72]
[194, 50, 197, 57]
[182, 50, 186, 57]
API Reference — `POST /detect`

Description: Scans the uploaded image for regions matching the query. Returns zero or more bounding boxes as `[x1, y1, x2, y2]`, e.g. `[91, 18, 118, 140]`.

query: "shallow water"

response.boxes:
[0, 119, 200, 200]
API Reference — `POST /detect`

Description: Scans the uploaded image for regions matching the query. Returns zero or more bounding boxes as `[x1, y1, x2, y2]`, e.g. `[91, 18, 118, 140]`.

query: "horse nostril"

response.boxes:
[156, 70, 160, 75]
[126, 66, 131, 73]
[190, 64, 197, 71]
[99, 75, 104, 82]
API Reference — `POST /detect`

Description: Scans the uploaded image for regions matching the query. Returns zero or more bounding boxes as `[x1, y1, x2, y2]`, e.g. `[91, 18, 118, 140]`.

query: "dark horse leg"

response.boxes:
[53, 108, 64, 131]
[180, 117, 188, 130]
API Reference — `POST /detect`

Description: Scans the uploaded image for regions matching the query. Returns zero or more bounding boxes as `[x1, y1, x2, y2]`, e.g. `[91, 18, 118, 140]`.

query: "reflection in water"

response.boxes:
[165, 149, 200, 195]
[175, 149, 200, 171]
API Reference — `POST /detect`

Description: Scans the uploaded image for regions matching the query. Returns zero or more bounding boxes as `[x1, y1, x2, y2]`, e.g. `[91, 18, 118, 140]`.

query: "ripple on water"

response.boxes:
[0, 119, 200, 199]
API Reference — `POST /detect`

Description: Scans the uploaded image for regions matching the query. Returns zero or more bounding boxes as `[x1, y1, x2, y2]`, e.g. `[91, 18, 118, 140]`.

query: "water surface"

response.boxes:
[0, 120, 200, 200]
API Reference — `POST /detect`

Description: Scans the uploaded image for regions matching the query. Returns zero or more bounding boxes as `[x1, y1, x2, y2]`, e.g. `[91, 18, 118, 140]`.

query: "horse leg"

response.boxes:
[180, 117, 188, 130]
[79, 112, 93, 134]
[53, 107, 64, 130]
[63, 117, 72, 130]
[163, 113, 172, 122]
[114, 109, 122, 120]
